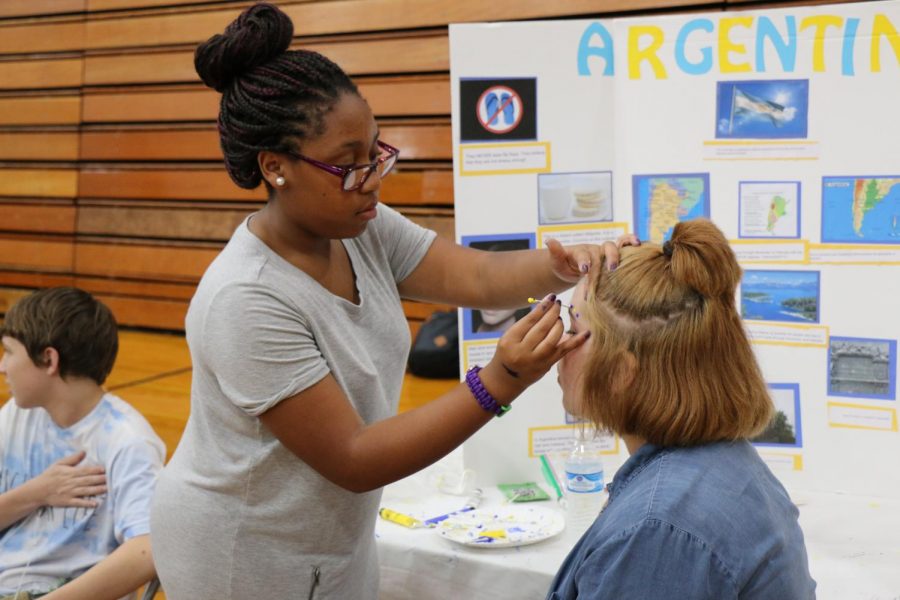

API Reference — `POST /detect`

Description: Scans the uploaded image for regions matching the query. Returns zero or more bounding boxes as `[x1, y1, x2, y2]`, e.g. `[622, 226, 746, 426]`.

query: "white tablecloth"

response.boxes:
[376, 451, 900, 599]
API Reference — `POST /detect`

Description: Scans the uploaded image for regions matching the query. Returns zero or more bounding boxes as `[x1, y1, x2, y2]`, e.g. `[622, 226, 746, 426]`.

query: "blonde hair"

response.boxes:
[580, 219, 772, 446]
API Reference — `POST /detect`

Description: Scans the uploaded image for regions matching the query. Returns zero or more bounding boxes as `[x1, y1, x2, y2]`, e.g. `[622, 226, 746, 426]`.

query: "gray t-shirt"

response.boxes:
[151, 204, 436, 600]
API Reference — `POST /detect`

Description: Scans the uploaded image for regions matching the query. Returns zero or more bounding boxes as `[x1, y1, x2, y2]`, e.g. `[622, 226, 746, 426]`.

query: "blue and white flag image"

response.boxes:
[731, 88, 788, 129]
[716, 79, 808, 139]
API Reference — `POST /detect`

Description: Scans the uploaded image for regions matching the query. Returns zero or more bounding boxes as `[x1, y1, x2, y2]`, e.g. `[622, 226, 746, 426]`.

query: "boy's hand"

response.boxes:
[480, 294, 589, 402]
[31, 450, 107, 508]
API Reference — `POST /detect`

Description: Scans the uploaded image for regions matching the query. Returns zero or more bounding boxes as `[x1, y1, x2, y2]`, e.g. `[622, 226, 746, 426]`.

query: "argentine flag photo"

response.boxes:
[715, 79, 809, 139]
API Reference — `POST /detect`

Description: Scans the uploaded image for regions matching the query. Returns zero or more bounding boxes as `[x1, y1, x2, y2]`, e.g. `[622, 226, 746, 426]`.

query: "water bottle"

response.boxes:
[564, 429, 606, 532]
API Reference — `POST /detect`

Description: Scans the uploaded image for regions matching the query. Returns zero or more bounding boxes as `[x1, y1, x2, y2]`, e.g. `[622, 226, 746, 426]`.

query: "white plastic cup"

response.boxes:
[540, 181, 572, 221]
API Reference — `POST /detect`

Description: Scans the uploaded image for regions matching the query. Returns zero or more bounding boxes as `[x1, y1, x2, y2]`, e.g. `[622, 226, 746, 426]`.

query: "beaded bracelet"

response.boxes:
[465, 366, 511, 418]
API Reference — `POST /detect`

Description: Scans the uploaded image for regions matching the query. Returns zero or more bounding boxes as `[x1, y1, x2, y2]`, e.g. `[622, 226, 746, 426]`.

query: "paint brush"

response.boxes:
[528, 297, 573, 308]
[421, 489, 483, 528]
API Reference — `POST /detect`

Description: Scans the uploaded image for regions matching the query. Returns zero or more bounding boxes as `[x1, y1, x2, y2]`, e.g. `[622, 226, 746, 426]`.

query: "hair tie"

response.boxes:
[662, 240, 674, 257]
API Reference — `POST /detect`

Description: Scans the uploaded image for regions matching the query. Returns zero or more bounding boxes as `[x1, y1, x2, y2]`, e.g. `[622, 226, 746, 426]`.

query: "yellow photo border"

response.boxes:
[461, 339, 499, 372]
[809, 243, 900, 266]
[703, 140, 820, 162]
[536, 222, 630, 247]
[744, 321, 829, 348]
[827, 402, 898, 432]
[729, 239, 810, 265]
[459, 141, 552, 176]
[757, 452, 804, 471]
[527, 425, 620, 458]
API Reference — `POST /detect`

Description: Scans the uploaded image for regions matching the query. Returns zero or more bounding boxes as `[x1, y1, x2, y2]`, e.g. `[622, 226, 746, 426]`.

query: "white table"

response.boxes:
[376, 451, 900, 599]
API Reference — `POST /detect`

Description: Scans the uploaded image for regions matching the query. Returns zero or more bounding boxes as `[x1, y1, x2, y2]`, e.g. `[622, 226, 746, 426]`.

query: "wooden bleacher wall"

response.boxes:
[0, 0, 847, 335]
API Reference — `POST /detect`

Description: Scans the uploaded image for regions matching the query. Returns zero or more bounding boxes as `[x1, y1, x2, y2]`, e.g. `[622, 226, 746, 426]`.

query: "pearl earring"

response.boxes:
[275, 176, 285, 187]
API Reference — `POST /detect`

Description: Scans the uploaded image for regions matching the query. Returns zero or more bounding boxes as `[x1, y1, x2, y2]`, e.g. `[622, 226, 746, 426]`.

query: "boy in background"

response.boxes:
[0, 288, 164, 599]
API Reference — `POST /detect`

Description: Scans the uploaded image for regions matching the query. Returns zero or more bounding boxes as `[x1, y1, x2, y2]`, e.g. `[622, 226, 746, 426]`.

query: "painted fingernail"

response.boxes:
[608, 262, 618, 271]
[580, 263, 590, 273]
[634, 237, 641, 246]
[584, 331, 591, 339]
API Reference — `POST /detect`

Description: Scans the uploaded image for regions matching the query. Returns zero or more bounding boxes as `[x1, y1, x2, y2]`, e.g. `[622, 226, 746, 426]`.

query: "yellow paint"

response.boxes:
[480, 529, 507, 539]
[718, 17, 753, 73]
[628, 25, 667, 79]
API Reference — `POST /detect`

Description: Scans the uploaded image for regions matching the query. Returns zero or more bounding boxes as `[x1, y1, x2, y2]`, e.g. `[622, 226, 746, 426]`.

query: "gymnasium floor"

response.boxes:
[0, 329, 458, 599]
[1, 328, 458, 461]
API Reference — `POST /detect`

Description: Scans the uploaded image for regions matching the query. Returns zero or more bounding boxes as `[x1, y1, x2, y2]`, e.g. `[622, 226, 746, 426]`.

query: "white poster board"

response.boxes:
[451, 1, 900, 499]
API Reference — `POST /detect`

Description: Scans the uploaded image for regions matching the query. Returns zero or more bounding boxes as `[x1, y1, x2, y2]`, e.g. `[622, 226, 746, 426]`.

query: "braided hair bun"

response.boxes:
[194, 3, 358, 190]
[195, 3, 293, 93]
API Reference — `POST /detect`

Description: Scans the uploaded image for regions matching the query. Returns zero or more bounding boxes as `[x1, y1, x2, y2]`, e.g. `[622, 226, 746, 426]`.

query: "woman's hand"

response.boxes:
[547, 233, 641, 283]
[479, 293, 589, 403]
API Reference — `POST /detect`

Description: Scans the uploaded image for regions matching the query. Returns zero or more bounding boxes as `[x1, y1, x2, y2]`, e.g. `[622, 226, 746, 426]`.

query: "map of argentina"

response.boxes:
[822, 176, 900, 243]
[768, 196, 788, 232]
[633, 174, 710, 243]
[738, 181, 800, 239]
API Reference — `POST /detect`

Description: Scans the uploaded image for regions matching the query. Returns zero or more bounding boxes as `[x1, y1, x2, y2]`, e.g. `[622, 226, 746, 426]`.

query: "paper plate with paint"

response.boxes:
[435, 506, 565, 548]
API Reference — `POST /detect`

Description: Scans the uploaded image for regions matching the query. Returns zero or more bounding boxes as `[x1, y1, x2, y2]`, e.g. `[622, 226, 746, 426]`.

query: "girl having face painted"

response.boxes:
[550, 218, 815, 600]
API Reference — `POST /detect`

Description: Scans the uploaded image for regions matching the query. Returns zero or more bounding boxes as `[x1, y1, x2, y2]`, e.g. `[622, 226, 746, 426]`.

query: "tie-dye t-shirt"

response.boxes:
[0, 394, 165, 595]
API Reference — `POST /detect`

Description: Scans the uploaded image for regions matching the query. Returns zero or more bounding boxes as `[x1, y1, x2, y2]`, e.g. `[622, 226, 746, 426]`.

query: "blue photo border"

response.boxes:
[737, 180, 802, 239]
[714, 79, 809, 140]
[631, 173, 711, 243]
[460, 232, 536, 341]
[753, 383, 803, 449]
[740, 269, 821, 324]
[820, 175, 900, 245]
[536, 170, 614, 226]
[827, 336, 897, 401]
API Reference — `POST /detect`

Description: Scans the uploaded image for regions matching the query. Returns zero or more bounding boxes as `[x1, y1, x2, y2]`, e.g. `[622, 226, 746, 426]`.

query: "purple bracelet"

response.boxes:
[465, 366, 511, 417]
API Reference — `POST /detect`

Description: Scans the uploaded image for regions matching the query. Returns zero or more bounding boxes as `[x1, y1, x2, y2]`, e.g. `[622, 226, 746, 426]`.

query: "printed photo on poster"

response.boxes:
[537, 171, 612, 225]
[461, 234, 536, 340]
[632, 173, 710, 244]
[738, 181, 801, 239]
[821, 176, 900, 244]
[828, 336, 897, 401]
[753, 384, 802, 448]
[740, 270, 820, 324]
[459, 78, 538, 143]
[715, 79, 809, 139]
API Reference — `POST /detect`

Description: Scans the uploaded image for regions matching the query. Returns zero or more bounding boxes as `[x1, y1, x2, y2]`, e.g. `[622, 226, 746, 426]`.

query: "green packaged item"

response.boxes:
[498, 482, 550, 502]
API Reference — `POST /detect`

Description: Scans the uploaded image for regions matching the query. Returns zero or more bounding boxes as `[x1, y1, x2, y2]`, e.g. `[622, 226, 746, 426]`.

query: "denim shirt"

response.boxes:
[547, 441, 816, 600]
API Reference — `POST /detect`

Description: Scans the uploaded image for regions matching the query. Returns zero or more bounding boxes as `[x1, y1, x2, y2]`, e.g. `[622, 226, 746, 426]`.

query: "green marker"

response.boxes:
[539, 454, 564, 501]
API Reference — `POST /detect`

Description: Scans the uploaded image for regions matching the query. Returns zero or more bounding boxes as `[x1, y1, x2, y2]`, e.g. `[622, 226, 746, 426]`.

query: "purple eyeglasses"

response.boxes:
[286, 140, 400, 192]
